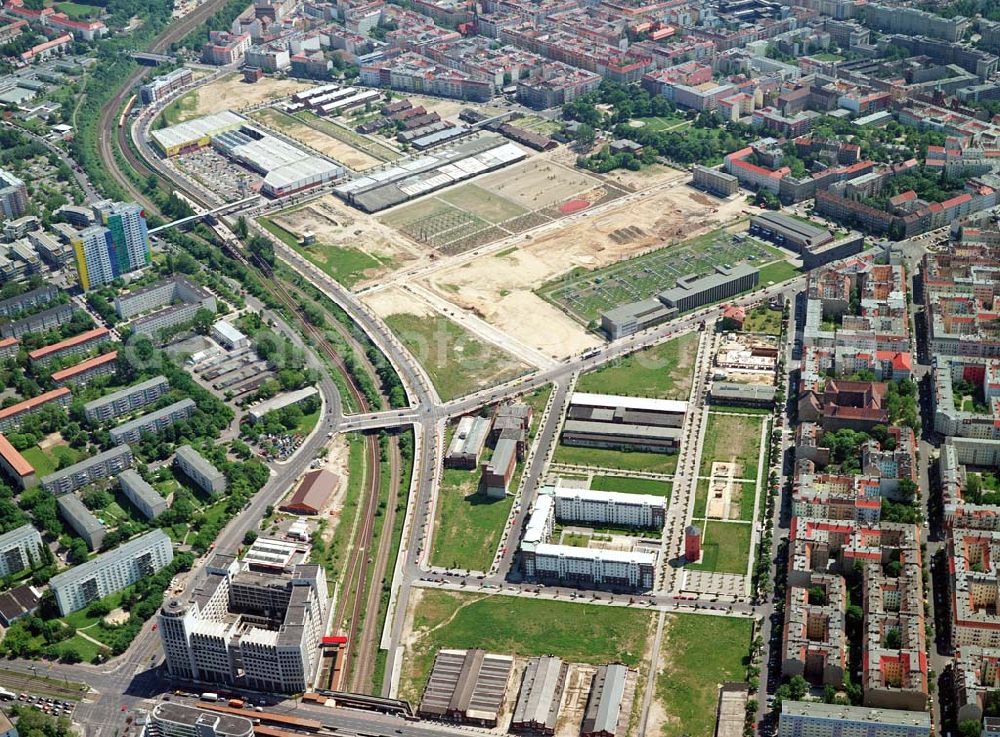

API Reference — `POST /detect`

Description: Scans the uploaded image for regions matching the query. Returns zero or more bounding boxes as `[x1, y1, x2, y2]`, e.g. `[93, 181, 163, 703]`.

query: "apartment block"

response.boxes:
[0, 523, 43, 578]
[50, 529, 173, 615]
[0, 303, 75, 340]
[56, 494, 104, 551]
[109, 398, 196, 446]
[116, 277, 217, 339]
[41, 445, 134, 496]
[84, 375, 170, 424]
[0, 433, 36, 490]
[0, 169, 28, 221]
[140, 68, 194, 105]
[27, 327, 110, 368]
[51, 350, 118, 388]
[950, 529, 1000, 649]
[174, 445, 226, 495]
[550, 485, 666, 529]
[0, 285, 57, 318]
[940, 438, 1000, 530]
[778, 701, 930, 737]
[118, 469, 168, 520]
[0, 387, 71, 432]
[158, 554, 327, 693]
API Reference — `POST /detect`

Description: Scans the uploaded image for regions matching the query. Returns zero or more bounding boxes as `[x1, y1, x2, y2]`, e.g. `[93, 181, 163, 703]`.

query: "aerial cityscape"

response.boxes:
[1, 0, 1000, 736]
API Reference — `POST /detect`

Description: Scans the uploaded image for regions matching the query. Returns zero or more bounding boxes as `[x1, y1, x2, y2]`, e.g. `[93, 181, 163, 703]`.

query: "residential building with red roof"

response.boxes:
[50, 350, 118, 388]
[27, 327, 110, 367]
[0, 387, 70, 432]
[0, 433, 35, 489]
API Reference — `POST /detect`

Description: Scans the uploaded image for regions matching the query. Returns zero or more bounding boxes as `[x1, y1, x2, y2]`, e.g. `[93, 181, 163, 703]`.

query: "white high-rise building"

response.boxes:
[0, 524, 44, 577]
[159, 554, 328, 693]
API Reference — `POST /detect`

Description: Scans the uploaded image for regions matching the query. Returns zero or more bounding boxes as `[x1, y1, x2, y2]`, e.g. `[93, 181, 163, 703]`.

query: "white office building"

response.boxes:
[0, 524, 44, 578]
[50, 529, 173, 615]
[158, 554, 327, 693]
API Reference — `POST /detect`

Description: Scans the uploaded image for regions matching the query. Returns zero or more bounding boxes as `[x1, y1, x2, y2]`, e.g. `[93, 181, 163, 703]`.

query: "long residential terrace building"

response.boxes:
[50, 529, 173, 615]
[41, 445, 134, 495]
[109, 399, 196, 446]
[84, 375, 170, 424]
[0, 387, 71, 432]
[27, 327, 110, 367]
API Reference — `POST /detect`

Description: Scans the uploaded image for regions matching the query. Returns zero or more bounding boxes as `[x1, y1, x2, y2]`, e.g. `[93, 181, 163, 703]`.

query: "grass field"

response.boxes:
[741, 305, 782, 335]
[401, 590, 653, 703]
[633, 115, 689, 132]
[553, 444, 679, 475]
[259, 216, 382, 288]
[686, 521, 752, 574]
[698, 413, 764, 479]
[758, 260, 800, 285]
[384, 313, 529, 402]
[438, 184, 529, 224]
[657, 614, 750, 737]
[538, 227, 783, 324]
[54, 1, 99, 18]
[511, 116, 562, 135]
[160, 90, 199, 126]
[430, 467, 513, 572]
[576, 332, 698, 399]
[591, 475, 671, 497]
[21, 445, 82, 477]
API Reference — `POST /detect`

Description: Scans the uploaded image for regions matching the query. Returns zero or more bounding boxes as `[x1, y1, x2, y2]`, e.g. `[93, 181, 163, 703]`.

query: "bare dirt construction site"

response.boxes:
[179, 74, 314, 119]
[269, 195, 423, 284]
[416, 172, 750, 358]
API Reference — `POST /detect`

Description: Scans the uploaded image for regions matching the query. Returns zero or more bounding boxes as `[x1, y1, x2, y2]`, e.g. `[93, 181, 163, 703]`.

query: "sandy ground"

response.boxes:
[417, 182, 749, 358]
[250, 110, 382, 171]
[403, 95, 504, 122]
[271, 195, 423, 282]
[476, 158, 603, 210]
[38, 432, 63, 450]
[602, 163, 686, 193]
[365, 286, 436, 320]
[188, 74, 315, 118]
[104, 608, 130, 626]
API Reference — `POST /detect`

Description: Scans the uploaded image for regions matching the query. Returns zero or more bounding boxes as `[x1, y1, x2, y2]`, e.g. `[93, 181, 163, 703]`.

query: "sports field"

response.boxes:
[538, 226, 787, 324]
[380, 159, 622, 254]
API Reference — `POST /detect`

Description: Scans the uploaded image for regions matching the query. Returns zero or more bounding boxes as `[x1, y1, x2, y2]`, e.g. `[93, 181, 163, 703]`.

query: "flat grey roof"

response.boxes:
[111, 398, 195, 437]
[779, 701, 930, 727]
[54, 494, 103, 539]
[659, 263, 758, 304]
[753, 211, 831, 240]
[41, 445, 132, 485]
[710, 382, 776, 401]
[563, 419, 682, 440]
[175, 444, 224, 482]
[84, 376, 169, 413]
[601, 298, 674, 324]
[119, 469, 165, 510]
[152, 702, 253, 737]
[50, 529, 170, 589]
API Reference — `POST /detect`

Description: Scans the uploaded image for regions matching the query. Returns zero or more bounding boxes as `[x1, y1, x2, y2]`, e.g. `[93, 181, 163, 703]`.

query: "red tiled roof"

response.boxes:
[28, 327, 109, 360]
[0, 387, 70, 423]
[0, 433, 33, 478]
[50, 350, 117, 383]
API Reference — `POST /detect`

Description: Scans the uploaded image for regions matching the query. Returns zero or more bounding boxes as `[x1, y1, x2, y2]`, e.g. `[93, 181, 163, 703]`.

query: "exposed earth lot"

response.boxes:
[414, 169, 752, 359]
[249, 108, 384, 171]
[162, 73, 315, 123]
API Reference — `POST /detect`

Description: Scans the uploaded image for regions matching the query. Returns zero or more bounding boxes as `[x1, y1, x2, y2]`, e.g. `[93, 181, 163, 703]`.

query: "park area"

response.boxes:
[261, 197, 418, 288]
[538, 226, 786, 324]
[381, 310, 529, 401]
[698, 413, 765, 480]
[380, 158, 620, 255]
[652, 614, 751, 737]
[576, 332, 698, 400]
[399, 590, 653, 704]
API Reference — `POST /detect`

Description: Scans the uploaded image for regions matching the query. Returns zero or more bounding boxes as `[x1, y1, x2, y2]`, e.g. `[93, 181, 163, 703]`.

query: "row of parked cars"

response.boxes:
[17, 694, 75, 717]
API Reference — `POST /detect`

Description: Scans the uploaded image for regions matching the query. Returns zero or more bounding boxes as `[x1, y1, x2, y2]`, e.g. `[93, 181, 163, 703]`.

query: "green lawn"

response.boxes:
[698, 413, 763, 479]
[576, 332, 699, 400]
[591, 475, 671, 497]
[553, 444, 679, 474]
[54, 1, 99, 19]
[430, 468, 513, 572]
[401, 590, 652, 703]
[633, 115, 690, 132]
[259, 217, 384, 288]
[21, 445, 82, 477]
[686, 521, 752, 575]
[58, 634, 109, 663]
[741, 305, 782, 335]
[160, 90, 199, 126]
[384, 313, 529, 402]
[810, 52, 844, 62]
[758, 260, 800, 285]
[657, 614, 750, 737]
[298, 407, 321, 435]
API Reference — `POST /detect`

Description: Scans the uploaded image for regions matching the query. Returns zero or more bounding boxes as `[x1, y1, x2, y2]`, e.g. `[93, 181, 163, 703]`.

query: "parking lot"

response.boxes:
[15, 692, 76, 717]
[175, 148, 259, 202]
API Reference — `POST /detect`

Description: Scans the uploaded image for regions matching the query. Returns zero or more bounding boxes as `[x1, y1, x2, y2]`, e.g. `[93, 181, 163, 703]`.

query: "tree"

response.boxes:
[960, 720, 983, 737]
[574, 123, 596, 150]
[193, 308, 215, 335]
[243, 530, 258, 546]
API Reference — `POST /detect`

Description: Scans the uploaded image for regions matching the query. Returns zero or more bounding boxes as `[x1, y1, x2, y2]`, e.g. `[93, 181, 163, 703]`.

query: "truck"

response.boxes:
[228, 699, 245, 709]
[200, 693, 220, 703]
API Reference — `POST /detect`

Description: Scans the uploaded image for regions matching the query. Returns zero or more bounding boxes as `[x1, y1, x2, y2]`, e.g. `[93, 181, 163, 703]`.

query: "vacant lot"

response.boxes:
[250, 108, 381, 171]
[655, 614, 750, 737]
[553, 445, 679, 475]
[430, 467, 512, 572]
[591, 475, 671, 497]
[401, 590, 652, 703]
[161, 74, 313, 124]
[698, 413, 764, 480]
[741, 305, 783, 335]
[686, 521, 752, 575]
[296, 111, 401, 163]
[438, 184, 529, 224]
[477, 158, 604, 211]
[758, 260, 800, 286]
[384, 313, 529, 401]
[576, 332, 698, 399]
